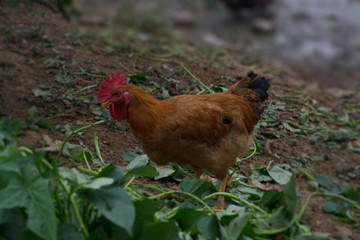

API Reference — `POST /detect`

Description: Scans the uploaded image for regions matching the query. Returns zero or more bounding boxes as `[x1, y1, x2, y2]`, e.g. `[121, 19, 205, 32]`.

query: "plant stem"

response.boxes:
[58, 178, 89, 238]
[165, 206, 180, 218]
[56, 120, 106, 162]
[124, 176, 135, 190]
[298, 169, 316, 181]
[182, 192, 215, 214]
[82, 150, 92, 170]
[202, 192, 266, 214]
[94, 133, 106, 166]
[238, 138, 258, 162]
[78, 166, 98, 175]
[323, 193, 360, 210]
[297, 191, 320, 221]
[133, 183, 215, 214]
[179, 62, 214, 94]
[79, 67, 106, 78]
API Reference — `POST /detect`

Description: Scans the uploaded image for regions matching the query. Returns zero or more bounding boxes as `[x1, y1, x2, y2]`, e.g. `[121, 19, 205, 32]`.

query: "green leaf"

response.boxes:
[62, 124, 84, 136]
[126, 154, 158, 177]
[0, 208, 26, 224]
[283, 176, 297, 218]
[268, 164, 292, 185]
[315, 174, 349, 194]
[323, 201, 359, 223]
[282, 122, 304, 134]
[85, 177, 114, 189]
[142, 221, 181, 240]
[197, 215, 221, 240]
[32, 88, 52, 97]
[179, 176, 215, 197]
[171, 208, 206, 233]
[133, 199, 166, 239]
[96, 164, 124, 182]
[0, 142, 17, 160]
[250, 165, 272, 182]
[55, 74, 73, 85]
[323, 201, 340, 213]
[19, 229, 43, 240]
[79, 187, 135, 234]
[162, 88, 170, 99]
[62, 143, 93, 163]
[27, 106, 39, 120]
[261, 190, 284, 208]
[128, 73, 147, 84]
[0, 223, 26, 240]
[126, 154, 149, 169]
[217, 207, 248, 240]
[0, 156, 20, 175]
[120, 151, 139, 162]
[57, 224, 82, 240]
[35, 117, 51, 129]
[0, 168, 56, 240]
[211, 85, 227, 92]
[228, 184, 262, 200]
[155, 167, 175, 180]
[264, 207, 287, 229]
[58, 167, 90, 185]
[342, 188, 360, 204]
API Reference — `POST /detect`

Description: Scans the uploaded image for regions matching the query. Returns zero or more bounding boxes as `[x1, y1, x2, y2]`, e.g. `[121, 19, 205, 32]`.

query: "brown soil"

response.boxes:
[0, 3, 359, 239]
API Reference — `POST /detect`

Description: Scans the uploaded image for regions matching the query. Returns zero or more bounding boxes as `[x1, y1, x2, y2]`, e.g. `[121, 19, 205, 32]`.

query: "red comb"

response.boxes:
[98, 72, 127, 102]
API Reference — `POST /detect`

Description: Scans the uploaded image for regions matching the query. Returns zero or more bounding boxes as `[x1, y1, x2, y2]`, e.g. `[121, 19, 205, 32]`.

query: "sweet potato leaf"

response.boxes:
[132, 199, 166, 239]
[179, 176, 215, 197]
[268, 164, 293, 185]
[142, 221, 182, 240]
[57, 224, 82, 240]
[0, 168, 56, 240]
[197, 215, 221, 240]
[79, 187, 135, 234]
[171, 208, 206, 233]
[126, 154, 159, 177]
[120, 151, 139, 162]
[96, 164, 124, 182]
[283, 176, 297, 218]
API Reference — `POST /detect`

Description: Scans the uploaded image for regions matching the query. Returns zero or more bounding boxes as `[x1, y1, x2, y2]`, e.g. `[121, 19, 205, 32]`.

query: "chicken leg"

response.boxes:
[214, 174, 228, 209]
[194, 169, 227, 209]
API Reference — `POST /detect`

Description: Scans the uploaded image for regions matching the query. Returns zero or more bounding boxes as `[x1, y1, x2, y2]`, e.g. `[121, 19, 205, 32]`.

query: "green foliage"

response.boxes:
[27, 106, 51, 129]
[128, 73, 147, 84]
[0, 25, 43, 42]
[1, 117, 359, 240]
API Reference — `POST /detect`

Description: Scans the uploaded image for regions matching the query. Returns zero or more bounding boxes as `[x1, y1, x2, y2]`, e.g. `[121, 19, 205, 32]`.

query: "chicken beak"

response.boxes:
[101, 102, 112, 109]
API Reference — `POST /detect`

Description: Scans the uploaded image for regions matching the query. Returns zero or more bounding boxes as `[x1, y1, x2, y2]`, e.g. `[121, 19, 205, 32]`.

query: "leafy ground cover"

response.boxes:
[0, 2, 360, 240]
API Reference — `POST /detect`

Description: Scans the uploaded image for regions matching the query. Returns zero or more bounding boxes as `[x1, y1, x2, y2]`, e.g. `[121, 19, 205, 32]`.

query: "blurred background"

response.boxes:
[69, 0, 360, 90]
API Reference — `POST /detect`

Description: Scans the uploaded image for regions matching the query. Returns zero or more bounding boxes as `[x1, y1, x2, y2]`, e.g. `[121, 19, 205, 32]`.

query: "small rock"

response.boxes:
[289, 140, 298, 147]
[326, 88, 355, 98]
[251, 18, 274, 33]
[333, 226, 352, 238]
[202, 33, 226, 47]
[172, 10, 194, 28]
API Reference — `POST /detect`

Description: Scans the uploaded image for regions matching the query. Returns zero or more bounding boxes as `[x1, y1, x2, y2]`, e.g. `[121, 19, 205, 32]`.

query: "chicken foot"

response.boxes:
[194, 170, 227, 209]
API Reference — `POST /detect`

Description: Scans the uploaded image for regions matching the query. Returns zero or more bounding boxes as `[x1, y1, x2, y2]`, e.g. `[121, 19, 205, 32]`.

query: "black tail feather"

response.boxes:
[247, 72, 270, 100]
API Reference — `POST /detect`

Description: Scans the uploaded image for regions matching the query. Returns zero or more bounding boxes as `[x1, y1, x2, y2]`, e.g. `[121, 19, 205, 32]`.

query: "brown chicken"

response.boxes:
[99, 71, 270, 208]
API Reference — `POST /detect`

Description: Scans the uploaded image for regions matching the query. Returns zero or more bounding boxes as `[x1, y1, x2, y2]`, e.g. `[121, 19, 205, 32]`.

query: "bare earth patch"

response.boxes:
[0, 3, 359, 239]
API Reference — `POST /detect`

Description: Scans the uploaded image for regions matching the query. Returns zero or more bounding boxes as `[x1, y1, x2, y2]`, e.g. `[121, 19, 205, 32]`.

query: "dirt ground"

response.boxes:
[0, 2, 359, 239]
